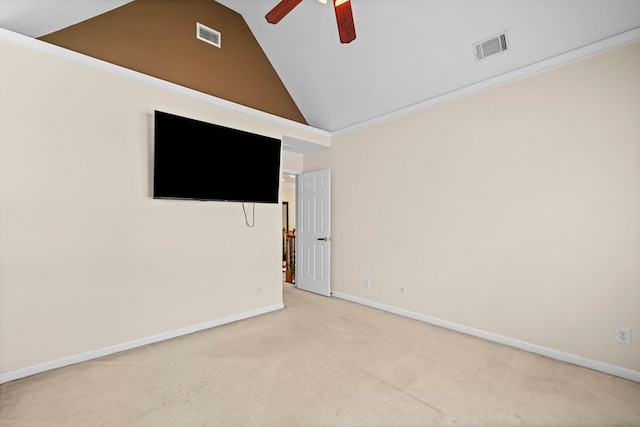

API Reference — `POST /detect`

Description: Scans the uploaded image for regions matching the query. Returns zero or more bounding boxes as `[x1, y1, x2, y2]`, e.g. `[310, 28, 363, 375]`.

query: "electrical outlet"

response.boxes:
[616, 327, 631, 344]
[400, 286, 407, 296]
[256, 285, 263, 295]
[364, 278, 371, 288]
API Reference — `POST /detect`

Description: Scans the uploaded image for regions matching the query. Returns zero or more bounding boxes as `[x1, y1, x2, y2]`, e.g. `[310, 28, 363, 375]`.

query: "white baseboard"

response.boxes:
[0, 303, 284, 384]
[332, 292, 640, 383]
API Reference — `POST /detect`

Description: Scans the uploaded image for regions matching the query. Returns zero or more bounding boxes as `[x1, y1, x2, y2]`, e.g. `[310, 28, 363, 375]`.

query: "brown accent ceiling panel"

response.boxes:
[39, 0, 307, 124]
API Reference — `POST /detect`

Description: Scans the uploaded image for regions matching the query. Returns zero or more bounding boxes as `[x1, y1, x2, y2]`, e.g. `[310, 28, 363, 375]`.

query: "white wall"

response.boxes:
[305, 42, 640, 373]
[0, 34, 328, 376]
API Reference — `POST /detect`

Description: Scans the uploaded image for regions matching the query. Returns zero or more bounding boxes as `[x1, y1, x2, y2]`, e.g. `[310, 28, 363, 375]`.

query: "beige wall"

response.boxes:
[305, 42, 640, 372]
[0, 37, 326, 375]
[281, 151, 303, 173]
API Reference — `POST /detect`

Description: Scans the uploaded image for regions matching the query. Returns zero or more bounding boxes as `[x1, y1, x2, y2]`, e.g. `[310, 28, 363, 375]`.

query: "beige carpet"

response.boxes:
[1, 282, 639, 426]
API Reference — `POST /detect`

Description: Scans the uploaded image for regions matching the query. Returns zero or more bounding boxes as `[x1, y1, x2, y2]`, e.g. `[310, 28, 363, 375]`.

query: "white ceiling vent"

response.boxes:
[474, 31, 509, 62]
[197, 22, 221, 48]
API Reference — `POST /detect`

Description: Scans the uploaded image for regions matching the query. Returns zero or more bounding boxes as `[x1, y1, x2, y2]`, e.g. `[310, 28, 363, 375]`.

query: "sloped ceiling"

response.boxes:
[2, 0, 640, 133]
[36, 0, 307, 124]
[227, 0, 640, 132]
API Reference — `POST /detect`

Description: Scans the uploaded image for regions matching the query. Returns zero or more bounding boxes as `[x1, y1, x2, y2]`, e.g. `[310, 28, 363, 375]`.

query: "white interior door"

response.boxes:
[296, 169, 331, 296]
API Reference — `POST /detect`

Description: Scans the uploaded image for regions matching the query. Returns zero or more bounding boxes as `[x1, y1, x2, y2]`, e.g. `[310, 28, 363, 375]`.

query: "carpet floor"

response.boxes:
[1, 282, 639, 426]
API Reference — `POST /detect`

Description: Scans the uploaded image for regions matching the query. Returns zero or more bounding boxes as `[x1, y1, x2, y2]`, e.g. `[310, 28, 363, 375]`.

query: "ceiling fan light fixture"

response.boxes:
[266, 0, 356, 44]
[265, 0, 303, 24]
[333, 0, 356, 43]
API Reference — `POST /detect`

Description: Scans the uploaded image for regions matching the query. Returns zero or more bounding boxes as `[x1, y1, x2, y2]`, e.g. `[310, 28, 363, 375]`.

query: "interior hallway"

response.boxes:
[1, 283, 639, 426]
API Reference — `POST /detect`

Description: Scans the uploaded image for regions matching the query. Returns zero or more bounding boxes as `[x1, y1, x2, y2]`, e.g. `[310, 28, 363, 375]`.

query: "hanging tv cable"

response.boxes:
[242, 203, 255, 228]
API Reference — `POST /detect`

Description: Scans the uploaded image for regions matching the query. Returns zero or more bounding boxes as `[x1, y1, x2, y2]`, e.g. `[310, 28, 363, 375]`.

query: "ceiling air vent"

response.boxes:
[474, 31, 509, 62]
[197, 23, 221, 48]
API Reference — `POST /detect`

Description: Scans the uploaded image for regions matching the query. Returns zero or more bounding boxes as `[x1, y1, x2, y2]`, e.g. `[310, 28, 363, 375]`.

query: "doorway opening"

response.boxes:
[281, 173, 297, 284]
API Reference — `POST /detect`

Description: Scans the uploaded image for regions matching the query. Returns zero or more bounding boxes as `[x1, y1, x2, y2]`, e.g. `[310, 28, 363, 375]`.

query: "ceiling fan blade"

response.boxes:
[265, 0, 303, 24]
[333, 0, 356, 43]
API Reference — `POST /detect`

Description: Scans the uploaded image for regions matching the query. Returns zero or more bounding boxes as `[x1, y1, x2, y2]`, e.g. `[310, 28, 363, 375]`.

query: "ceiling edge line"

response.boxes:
[330, 27, 640, 138]
[0, 27, 331, 139]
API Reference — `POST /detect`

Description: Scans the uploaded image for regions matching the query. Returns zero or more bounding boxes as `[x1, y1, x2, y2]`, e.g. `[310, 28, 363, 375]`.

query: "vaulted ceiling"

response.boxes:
[2, 0, 640, 133]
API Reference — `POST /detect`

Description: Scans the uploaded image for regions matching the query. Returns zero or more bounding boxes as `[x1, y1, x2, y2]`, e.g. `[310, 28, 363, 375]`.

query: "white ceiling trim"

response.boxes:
[0, 27, 330, 140]
[3, 1, 639, 134]
[332, 27, 640, 137]
[2, 25, 637, 144]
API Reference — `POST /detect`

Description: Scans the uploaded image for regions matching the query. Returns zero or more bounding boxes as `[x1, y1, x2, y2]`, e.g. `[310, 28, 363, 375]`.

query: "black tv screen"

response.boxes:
[153, 110, 282, 203]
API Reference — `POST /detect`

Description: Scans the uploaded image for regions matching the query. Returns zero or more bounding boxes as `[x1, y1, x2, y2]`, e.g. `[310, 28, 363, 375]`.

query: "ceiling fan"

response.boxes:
[265, 0, 356, 44]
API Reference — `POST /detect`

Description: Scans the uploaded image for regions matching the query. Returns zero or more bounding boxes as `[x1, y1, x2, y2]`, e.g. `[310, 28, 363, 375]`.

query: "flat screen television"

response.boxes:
[153, 110, 282, 203]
